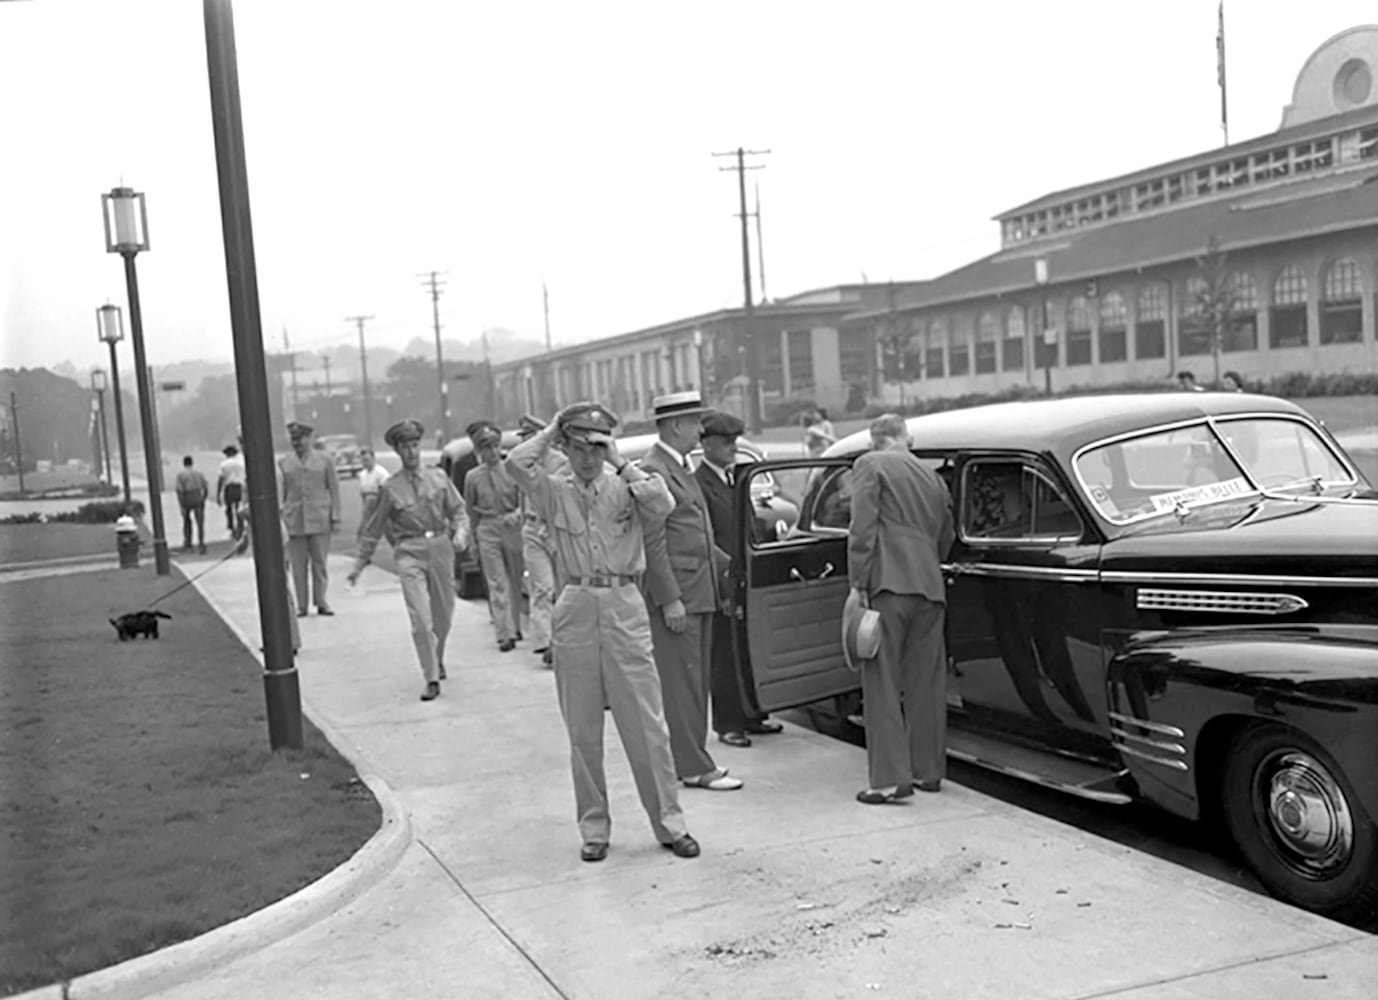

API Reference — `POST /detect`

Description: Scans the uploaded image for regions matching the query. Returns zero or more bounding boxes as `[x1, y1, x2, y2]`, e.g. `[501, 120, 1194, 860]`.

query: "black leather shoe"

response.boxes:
[516, 631, 523, 641]
[438, 663, 447, 680]
[297, 609, 309, 618]
[542, 648, 553, 667]
[661, 834, 700, 858]
[717, 731, 752, 748]
[420, 681, 440, 701]
[916, 779, 942, 793]
[745, 718, 784, 735]
[498, 639, 516, 653]
[580, 842, 608, 862]
[317, 607, 335, 617]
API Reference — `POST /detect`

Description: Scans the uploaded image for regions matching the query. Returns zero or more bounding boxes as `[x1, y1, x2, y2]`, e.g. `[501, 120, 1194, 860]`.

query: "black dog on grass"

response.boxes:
[110, 610, 172, 640]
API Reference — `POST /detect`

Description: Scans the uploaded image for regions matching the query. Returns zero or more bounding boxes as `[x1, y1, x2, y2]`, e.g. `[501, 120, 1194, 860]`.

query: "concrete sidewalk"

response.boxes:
[43, 552, 1378, 999]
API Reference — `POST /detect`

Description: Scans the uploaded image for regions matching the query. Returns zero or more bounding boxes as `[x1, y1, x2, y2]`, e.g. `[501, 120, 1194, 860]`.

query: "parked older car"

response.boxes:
[439, 429, 522, 599]
[316, 433, 364, 478]
[726, 392, 1378, 921]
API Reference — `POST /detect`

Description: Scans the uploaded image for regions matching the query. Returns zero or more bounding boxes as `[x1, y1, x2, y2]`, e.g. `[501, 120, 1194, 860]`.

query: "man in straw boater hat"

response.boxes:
[349, 419, 470, 702]
[463, 420, 525, 652]
[512, 413, 564, 667]
[279, 419, 341, 616]
[507, 401, 700, 862]
[639, 391, 742, 792]
[847, 412, 954, 804]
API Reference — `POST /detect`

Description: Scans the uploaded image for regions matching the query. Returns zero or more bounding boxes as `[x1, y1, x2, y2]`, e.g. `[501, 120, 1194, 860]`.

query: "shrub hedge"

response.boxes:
[0, 499, 145, 527]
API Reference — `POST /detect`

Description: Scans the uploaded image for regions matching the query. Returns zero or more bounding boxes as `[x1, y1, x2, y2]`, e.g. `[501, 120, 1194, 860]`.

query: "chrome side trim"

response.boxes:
[1108, 711, 1185, 737]
[946, 747, 1133, 805]
[950, 562, 1099, 583]
[1115, 742, 1190, 771]
[1104, 570, 1378, 588]
[1137, 588, 1309, 615]
[1110, 727, 1186, 755]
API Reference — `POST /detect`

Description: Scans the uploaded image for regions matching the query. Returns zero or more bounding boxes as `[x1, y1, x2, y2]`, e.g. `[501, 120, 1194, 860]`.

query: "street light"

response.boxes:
[91, 369, 113, 486]
[1035, 257, 1055, 395]
[102, 185, 169, 575]
[96, 303, 133, 507]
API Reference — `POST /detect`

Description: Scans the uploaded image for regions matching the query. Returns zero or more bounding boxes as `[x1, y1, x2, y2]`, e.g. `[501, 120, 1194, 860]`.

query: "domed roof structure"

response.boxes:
[1280, 25, 1378, 127]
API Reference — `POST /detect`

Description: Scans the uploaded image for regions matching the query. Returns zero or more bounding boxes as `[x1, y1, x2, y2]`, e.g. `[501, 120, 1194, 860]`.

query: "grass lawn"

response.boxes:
[0, 523, 151, 565]
[0, 567, 380, 996]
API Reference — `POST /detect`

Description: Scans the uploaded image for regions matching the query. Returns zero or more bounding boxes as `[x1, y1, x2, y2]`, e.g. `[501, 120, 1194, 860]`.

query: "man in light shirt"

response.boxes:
[216, 443, 247, 539]
[356, 447, 390, 540]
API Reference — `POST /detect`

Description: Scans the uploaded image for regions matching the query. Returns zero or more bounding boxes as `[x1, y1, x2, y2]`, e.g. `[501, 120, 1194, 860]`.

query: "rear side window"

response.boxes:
[963, 460, 1081, 541]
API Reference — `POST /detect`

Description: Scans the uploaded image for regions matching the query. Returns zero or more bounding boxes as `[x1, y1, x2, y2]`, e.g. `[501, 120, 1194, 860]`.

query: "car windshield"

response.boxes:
[1074, 416, 1357, 524]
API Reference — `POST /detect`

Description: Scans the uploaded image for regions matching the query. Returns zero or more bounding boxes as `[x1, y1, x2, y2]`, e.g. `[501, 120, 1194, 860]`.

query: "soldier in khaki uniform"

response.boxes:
[511, 414, 565, 667]
[278, 421, 341, 616]
[349, 419, 470, 702]
[508, 402, 700, 863]
[463, 422, 524, 651]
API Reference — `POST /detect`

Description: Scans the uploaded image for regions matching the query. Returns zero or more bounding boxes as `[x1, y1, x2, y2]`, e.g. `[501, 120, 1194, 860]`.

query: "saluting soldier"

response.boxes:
[279, 420, 341, 616]
[507, 402, 700, 862]
[463, 422, 525, 652]
[511, 414, 566, 667]
[348, 419, 470, 702]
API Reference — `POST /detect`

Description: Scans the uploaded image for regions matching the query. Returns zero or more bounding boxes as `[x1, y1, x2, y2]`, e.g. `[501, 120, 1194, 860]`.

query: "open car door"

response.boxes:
[730, 458, 858, 714]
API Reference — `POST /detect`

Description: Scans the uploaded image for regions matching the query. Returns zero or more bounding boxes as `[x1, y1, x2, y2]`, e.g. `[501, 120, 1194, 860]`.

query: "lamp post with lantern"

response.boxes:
[90, 369, 113, 487]
[96, 304, 133, 507]
[102, 185, 169, 574]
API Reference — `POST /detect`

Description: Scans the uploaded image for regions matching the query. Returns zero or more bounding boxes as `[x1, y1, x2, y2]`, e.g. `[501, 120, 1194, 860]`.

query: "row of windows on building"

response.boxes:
[1000, 125, 1378, 246]
[879, 256, 1370, 381]
[528, 340, 707, 415]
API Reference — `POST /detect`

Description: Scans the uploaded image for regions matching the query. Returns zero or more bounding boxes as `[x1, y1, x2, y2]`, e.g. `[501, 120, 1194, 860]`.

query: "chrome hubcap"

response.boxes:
[1261, 751, 1354, 877]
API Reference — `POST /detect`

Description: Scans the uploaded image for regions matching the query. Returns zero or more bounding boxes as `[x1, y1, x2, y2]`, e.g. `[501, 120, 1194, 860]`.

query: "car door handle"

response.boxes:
[789, 567, 806, 583]
[817, 562, 835, 580]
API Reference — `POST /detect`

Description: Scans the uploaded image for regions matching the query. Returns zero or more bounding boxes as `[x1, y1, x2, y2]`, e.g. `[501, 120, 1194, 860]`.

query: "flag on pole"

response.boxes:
[1217, 1, 1229, 145]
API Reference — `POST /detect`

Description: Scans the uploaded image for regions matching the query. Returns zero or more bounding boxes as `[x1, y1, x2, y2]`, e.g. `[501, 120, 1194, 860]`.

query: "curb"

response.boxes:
[11, 568, 416, 1000]
[0, 553, 117, 574]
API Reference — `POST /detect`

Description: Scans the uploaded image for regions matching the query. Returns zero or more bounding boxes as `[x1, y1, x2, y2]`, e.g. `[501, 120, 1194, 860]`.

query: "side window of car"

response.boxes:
[963, 460, 1081, 542]
[809, 468, 853, 531]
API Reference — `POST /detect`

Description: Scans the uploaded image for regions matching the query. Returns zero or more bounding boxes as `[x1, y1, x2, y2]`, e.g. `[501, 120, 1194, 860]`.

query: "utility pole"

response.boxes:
[8, 392, 23, 494]
[543, 280, 552, 353]
[321, 352, 332, 397]
[346, 314, 376, 448]
[283, 326, 300, 419]
[419, 271, 450, 438]
[712, 146, 769, 433]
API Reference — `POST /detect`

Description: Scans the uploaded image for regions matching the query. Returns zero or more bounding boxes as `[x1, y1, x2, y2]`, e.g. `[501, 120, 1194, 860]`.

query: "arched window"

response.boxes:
[1320, 258, 1363, 344]
[1066, 296, 1093, 366]
[1135, 283, 1167, 359]
[1225, 272, 1259, 351]
[1003, 305, 1025, 371]
[1098, 292, 1128, 363]
[1270, 264, 1309, 348]
[976, 312, 999, 374]
[1180, 277, 1211, 356]
[927, 316, 947, 379]
[948, 315, 971, 377]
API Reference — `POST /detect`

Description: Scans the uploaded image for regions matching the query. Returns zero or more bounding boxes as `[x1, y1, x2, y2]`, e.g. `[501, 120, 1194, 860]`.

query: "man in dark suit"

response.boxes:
[694, 410, 783, 748]
[641, 392, 742, 791]
[848, 412, 955, 804]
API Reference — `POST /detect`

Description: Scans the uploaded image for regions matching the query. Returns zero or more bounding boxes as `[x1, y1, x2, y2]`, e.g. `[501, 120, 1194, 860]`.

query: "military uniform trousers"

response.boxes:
[475, 519, 524, 642]
[395, 535, 456, 684]
[552, 582, 687, 846]
[521, 518, 556, 650]
[287, 532, 331, 612]
[649, 610, 716, 780]
[862, 592, 947, 791]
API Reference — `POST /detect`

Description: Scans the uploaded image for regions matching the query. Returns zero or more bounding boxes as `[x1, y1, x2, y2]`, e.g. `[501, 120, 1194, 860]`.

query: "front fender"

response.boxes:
[1107, 625, 1378, 823]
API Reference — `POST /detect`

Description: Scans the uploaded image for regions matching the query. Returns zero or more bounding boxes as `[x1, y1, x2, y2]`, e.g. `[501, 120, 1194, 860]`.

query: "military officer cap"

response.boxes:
[700, 410, 745, 440]
[517, 414, 546, 439]
[384, 418, 425, 448]
[469, 423, 502, 449]
[286, 420, 313, 440]
[558, 402, 619, 443]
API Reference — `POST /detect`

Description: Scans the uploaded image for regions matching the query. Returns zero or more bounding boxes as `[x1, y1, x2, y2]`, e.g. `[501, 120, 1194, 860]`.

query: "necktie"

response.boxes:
[725, 467, 735, 488]
[683, 456, 693, 474]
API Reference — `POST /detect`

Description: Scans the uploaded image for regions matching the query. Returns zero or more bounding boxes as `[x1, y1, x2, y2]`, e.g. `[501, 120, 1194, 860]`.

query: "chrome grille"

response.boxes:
[1136, 589, 1308, 615]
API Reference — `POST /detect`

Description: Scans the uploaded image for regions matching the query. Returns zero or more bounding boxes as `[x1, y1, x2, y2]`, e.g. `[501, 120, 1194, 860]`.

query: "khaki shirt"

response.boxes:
[463, 461, 520, 527]
[278, 449, 340, 536]
[356, 466, 468, 566]
[507, 428, 671, 581]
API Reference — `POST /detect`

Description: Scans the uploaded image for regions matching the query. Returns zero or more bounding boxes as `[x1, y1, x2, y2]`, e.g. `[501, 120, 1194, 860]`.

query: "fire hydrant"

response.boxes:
[115, 514, 141, 569]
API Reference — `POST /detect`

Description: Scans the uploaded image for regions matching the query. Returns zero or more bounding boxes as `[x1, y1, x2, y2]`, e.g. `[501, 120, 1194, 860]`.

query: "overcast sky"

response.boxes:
[1, 0, 1373, 375]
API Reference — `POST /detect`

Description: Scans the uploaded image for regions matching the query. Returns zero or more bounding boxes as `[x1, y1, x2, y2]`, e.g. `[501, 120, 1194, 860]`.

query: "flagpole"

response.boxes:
[1217, 1, 1229, 146]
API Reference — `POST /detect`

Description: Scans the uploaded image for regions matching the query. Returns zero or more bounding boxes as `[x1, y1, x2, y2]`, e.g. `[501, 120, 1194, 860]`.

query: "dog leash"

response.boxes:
[144, 533, 251, 610]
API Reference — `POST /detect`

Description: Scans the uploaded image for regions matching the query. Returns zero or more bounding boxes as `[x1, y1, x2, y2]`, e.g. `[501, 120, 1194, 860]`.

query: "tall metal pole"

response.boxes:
[8, 393, 23, 494]
[204, 0, 303, 751]
[146, 365, 165, 494]
[348, 315, 375, 448]
[106, 339, 132, 506]
[96, 387, 113, 485]
[122, 253, 170, 575]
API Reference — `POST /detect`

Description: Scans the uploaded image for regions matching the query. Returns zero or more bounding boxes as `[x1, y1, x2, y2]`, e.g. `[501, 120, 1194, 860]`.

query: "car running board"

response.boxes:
[947, 728, 1133, 805]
